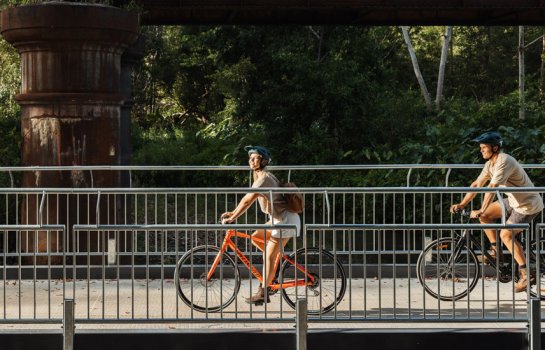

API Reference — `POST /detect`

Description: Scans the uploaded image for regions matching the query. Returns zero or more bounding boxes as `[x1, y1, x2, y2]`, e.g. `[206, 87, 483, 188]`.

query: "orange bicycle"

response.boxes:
[174, 229, 346, 315]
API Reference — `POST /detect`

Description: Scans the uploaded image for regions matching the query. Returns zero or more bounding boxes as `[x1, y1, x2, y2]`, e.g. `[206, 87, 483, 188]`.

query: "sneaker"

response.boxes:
[477, 246, 503, 265]
[245, 285, 271, 305]
[515, 268, 536, 293]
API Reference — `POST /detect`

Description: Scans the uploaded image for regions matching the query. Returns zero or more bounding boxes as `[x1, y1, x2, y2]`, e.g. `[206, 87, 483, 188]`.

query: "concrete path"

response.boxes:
[0, 277, 540, 326]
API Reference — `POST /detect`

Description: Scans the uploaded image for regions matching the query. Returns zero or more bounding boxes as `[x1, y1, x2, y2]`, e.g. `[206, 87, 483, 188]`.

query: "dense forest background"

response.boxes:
[1, 23, 545, 187]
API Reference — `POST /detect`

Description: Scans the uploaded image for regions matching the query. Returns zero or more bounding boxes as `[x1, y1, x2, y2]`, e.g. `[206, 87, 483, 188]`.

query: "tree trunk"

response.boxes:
[401, 26, 432, 111]
[308, 26, 324, 61]
[519, 26, 525, 120]
[435, 26, 452, 111]
[540, 36, 545, 100]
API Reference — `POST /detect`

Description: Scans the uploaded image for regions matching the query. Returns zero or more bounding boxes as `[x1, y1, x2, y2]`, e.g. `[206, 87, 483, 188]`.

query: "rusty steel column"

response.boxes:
[0, 3, 139, 263]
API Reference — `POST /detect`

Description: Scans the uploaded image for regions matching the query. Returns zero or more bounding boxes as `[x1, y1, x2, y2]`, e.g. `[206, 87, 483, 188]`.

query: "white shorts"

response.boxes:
[270, 210, 301, 239]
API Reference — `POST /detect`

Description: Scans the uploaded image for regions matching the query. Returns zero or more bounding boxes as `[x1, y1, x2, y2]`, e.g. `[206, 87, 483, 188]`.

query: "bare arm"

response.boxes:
[221, 192, 261, 223]
[471, 182, 498, 218]
[449, 177, 488, 213]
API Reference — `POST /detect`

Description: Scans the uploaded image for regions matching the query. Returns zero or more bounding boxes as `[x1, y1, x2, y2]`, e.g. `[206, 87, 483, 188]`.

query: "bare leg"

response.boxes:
[500, 228, 526, 266]
[250, 229, 267, 252]
[478, 201, 503, 246]
[480, 201, 527, 266]
[251, 229, 289, 287]
[262, 237, 290, 287]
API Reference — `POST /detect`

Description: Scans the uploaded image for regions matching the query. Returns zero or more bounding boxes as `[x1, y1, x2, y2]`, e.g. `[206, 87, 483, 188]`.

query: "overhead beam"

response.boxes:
[129, 1, 545, 25]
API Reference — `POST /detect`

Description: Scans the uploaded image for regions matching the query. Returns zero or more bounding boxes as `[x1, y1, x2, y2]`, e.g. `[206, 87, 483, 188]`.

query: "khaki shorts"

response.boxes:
[502, 198, 540, 224]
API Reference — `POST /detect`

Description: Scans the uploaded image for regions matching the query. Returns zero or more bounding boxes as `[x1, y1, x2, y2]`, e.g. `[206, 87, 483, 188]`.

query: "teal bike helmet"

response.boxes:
[244, 145, 272, 166]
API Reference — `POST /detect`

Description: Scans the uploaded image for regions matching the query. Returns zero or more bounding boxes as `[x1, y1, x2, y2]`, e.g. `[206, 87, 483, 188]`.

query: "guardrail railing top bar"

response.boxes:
[306, 223, 529, 230]
[1, 163, 545, 172]
[73, 223, 298, 231]
[0, 186, 543, 194]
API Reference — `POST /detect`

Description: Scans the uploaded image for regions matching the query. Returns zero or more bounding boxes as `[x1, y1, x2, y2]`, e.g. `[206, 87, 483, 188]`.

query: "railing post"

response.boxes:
[296, 298, 307, 350]
[108, 235, 117, 265]
[406, 168, 412, 187]
[63, 299, 75, 350]
[528, 297, 541, 350]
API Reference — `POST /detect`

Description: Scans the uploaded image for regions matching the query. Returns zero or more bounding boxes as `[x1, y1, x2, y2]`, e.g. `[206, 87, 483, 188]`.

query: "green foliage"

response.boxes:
[132, 26, 417, 168]
[0, 0, 141, 10]
[126, 25, 545, 187]
[0, 36, 21, 185]
[0, 22, 544, 189]
[130, 122, 245, 187]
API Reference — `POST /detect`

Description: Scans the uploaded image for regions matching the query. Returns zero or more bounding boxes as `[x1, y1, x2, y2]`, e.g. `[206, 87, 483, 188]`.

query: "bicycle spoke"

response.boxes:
[417, 237, 480, 301]
[175, 245, 240, 312]
[281, 248, 346, 315]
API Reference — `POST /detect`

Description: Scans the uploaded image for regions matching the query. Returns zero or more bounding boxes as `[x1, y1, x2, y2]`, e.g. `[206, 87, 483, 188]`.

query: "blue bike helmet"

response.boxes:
[244, 145, 272, 164]
[471, 131, 503, 147]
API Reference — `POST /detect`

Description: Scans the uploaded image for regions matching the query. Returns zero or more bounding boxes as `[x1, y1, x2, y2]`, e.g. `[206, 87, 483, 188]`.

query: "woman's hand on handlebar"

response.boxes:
[220, 212, 234, 224]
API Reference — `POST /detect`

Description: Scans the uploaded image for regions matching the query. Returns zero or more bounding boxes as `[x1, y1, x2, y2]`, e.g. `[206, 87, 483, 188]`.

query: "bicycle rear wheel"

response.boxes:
[175, 245, 240, 312]
[417, 237, 480, 301]
[280, 247, 346, 315]
[529, 238, 545, 300]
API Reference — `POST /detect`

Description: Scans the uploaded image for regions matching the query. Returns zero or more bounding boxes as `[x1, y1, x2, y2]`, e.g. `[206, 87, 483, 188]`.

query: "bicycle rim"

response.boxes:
[175, 245, 240, 313]
[417, 237, 480, 301]
[280, 247, 346, 315]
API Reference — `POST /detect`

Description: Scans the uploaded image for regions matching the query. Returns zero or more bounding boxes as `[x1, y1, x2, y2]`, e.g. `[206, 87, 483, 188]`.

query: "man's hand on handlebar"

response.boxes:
[469, 210, 483, 219]
[449, 205, 482, 219]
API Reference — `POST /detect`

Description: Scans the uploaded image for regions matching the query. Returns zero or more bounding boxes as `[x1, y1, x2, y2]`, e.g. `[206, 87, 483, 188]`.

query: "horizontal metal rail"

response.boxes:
[73, 224, 297, 231]
[2, 163, 545, 189]
[0, 164, 497, 171]
[2, 163, 545, 172]
[0, 185, 543, 327]
[307, 223, 529, 230]
[0, 225, 65, 231]
[0, 186, 542, 193]
[4, 163, 545, 190]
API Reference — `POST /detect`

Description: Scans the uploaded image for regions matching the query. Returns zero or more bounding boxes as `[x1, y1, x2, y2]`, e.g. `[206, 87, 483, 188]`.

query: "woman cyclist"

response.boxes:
[221, 146, 301, 304]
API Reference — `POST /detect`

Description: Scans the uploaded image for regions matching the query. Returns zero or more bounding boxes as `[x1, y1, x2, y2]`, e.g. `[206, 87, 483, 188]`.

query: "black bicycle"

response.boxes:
[416, 210, 545, 301]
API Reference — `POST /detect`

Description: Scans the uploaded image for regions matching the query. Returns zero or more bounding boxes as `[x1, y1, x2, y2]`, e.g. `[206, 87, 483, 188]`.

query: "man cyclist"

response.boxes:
[449, 131, 544, 292]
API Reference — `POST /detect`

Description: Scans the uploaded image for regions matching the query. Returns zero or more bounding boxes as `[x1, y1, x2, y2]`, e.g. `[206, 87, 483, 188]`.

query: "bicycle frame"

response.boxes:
[449, 228, 502, 271]
[206, 229, 315, 291]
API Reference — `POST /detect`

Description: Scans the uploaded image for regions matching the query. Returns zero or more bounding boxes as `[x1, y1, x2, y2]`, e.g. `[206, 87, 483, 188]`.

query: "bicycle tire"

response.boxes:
[529, 238, 545, 300]
[175, 245, 240, 312]
[416, 237, 480, 301]
[280, 247, 346, 315]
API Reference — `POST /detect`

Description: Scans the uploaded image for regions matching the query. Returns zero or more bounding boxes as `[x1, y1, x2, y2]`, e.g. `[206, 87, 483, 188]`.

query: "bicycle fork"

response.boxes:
[443, 232, 470, 276]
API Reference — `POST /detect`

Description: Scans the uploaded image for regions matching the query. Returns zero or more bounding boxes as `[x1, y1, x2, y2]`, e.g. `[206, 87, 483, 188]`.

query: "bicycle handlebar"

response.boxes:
[455, 209, 470, 217]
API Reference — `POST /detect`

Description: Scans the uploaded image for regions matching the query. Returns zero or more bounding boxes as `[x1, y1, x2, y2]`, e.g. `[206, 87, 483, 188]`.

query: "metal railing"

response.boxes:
[0, 186, 543, 258]
[0, 186, 543, 326]
[2, 163, 545, 188]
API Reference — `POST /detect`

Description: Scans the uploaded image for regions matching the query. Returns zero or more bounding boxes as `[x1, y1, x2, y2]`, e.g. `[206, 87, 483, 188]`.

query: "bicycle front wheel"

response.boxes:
[175, 245, 240, 312]
[417, 237, 480, 301]
[280, 247, 346, 315]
